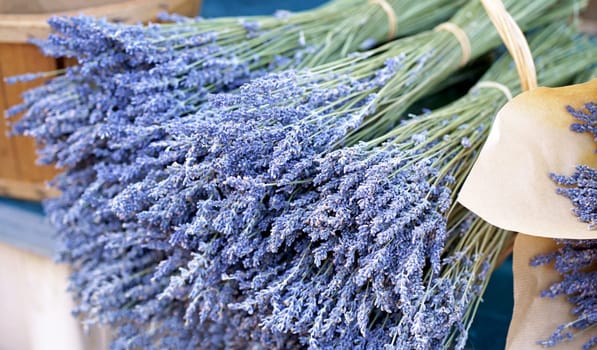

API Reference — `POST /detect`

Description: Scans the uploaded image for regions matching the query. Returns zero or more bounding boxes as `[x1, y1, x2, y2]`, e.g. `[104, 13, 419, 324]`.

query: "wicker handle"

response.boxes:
[481, 0, 538, 91]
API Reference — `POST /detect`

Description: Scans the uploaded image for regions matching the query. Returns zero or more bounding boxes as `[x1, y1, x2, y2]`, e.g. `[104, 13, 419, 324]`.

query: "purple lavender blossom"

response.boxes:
[8, 42, 417, 348]
[532, 239, 597, 349]
[6, 7, 582, 349]
[538, 102, 597, 349]
[224, 126, 474, 347]
[8, 0, 462, 170]
[567, 103, 597, 140]
[550, 102, 597, 229]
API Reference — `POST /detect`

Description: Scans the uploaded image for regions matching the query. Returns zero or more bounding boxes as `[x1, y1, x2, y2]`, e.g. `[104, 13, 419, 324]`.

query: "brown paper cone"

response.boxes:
[458, 79, 597, 239]
[506, 234, 595, 350]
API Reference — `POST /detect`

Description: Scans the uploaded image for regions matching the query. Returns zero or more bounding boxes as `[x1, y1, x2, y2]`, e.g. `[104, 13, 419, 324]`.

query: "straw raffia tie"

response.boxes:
[476, 81, 513, 101]
[434, 22, 471, 67]
[369, 0, 397, 39]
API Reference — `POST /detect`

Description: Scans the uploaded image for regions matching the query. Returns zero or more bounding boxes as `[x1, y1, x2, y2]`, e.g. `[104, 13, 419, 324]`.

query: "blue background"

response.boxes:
[201, 0, 326, 17]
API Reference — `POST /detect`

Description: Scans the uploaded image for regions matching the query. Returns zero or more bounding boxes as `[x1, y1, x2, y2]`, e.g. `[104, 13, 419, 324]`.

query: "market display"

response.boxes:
[4, 0, 596, 348]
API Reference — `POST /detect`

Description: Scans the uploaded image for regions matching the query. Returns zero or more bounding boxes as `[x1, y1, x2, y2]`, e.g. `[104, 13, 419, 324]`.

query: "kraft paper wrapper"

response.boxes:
[506, 234, 595, 350]
[458, 79, 597, 239]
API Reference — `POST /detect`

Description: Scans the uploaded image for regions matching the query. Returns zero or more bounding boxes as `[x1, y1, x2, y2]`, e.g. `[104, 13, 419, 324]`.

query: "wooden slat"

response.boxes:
[0, 0, 202, 43]
[169, 0, 201, 19]
[0, 52, 21, 180]
[0, 43, 60, 184]
[1, 0, 123, 15]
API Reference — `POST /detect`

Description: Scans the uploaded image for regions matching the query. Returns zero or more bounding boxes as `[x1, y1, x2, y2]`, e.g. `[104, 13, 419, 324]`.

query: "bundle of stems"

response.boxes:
[575, 65, 597, 83]
[219, 22, 597, 349]
[342, 0, 586, 142]
[41, 0, 578, 237]
[7, 0, 464, 169]
[423, 208, 515, 349]
[7, 1, 593, 348]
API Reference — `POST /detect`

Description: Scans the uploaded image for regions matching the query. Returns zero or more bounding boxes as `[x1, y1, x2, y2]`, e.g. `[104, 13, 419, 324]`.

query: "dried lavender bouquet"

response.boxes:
[9, 2, 587, 349]
[49, 18, 590, 349]
[551, 101, 597, 230]
[221, 23, 595, 349]
[102, 0, 567, 252]
[8, 0, 464, 170]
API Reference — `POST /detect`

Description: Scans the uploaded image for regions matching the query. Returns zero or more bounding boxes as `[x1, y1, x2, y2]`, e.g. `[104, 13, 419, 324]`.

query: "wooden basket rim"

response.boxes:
[0, 0, 195, 43]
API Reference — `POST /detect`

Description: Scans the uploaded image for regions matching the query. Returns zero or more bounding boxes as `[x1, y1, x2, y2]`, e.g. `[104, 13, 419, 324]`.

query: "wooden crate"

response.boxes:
[0, 0, 201, 201]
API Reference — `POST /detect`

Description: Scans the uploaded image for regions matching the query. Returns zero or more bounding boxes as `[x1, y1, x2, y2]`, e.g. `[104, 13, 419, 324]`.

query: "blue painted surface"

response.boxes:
[201, 0, 325, 17]
[468, 257, 514, 350]
[0, 196, 44, 215]
[0, 0, 514, 347]
[0, 197, 55, 257]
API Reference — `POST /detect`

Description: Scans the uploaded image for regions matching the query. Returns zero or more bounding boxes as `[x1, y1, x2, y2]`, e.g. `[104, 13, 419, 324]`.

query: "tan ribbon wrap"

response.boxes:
[434, 22, 471, 66]
[369, 0, 397, 39]
[476, 81, 513, 101]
